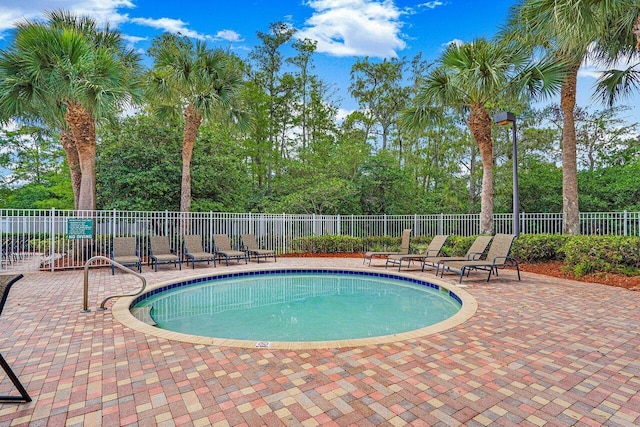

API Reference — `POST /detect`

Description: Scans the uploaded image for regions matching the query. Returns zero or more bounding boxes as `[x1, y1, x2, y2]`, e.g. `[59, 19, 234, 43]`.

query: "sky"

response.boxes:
[0, 0, 638, 123]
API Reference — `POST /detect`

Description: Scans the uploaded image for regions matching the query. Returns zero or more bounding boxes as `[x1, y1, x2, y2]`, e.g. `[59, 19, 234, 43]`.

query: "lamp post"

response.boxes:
[494, 112, 520, 236]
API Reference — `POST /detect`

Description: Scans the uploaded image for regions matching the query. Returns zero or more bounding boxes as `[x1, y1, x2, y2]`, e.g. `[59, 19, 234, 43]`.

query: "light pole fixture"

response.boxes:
[494, 112, 520, 236]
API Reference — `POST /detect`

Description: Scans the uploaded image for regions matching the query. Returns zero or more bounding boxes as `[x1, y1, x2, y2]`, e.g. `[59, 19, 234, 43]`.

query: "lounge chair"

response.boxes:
[385, 234, 449, 271]
[213, 234, 248, 266]
[363, 229, 412, 266]
[183, 234, 216, 269]
[110, 237, 142, 274]
[439, 234, 520, 283]
[0, 274, 31, 403]
[241, 234, 276, 263]
[423, 235, 493, 275]
[149, 235, 182, 272]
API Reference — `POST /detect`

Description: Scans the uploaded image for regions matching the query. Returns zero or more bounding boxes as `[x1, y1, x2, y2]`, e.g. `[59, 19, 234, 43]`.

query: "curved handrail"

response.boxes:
[82, 255, 147, 312]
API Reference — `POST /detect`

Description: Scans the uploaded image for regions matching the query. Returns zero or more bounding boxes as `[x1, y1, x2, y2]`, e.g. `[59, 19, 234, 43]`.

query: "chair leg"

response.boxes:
[0, 352, 31, 403]
[487, 265, 497, 282]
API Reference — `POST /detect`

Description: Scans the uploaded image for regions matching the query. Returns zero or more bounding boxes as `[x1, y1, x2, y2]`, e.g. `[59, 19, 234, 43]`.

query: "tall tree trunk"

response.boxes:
[561, 66, 580, 235]
[468, 146, 477, 214]
[181, 103, 203, 213]
[59, 130, 81, 209]
[65, 102, 96, 211]
[634, 15, 640, 49]
[468, 105, 494, 234]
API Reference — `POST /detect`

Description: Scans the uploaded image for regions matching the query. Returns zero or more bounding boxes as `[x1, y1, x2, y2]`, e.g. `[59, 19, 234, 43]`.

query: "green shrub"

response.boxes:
[288, 233, 640, 279]
[361, 235, 401, 252]
[563, 235, 640, 277]
[290, 235, 363, 253]
[510, 234, 569, 263]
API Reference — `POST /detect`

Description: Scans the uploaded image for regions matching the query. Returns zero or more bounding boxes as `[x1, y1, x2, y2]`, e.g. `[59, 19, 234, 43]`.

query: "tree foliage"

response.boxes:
[0, 15, 638, 222]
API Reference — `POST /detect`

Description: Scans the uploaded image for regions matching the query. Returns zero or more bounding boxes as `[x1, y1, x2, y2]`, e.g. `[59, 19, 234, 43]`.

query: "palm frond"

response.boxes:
[594, 64, 640, 106]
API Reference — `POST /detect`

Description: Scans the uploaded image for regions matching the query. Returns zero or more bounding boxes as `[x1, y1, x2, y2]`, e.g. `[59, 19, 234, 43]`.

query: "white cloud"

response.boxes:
[0, 0, 134, 34]
[213, 30, 244, 43]
[296, 0, 407, 58]
[418, 1, 444, 9]
[335, 107, 353, 122]
[130, 16, 207, 40]
[0, 2, 244, 47]
[122, 34, 147, 44]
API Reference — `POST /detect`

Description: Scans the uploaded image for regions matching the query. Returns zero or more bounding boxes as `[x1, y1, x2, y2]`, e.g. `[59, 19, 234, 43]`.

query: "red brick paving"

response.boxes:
[1, 258, 639, 426]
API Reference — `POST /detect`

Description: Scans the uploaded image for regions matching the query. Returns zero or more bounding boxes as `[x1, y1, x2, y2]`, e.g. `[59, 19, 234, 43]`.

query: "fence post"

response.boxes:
[384, 214, 387, 236]
[112, 208, 117, 238]
[624, 210, 628, 236]
[50, 207, 55, 272]
[209, 211, 214, 249]
[0, 209, 3, 272]
[351, 214, 354, 237]
[439, 213, 443, 236]
[337, 214, 341, 235]
[282, 213, 286, 253]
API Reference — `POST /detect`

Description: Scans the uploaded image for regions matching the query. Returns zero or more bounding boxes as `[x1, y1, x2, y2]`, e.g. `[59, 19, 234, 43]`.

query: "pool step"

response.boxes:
[131, 306, 157, 326]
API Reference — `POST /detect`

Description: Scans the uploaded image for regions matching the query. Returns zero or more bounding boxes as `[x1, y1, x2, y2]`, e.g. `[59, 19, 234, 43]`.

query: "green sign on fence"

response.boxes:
[67, 218, 93, 239]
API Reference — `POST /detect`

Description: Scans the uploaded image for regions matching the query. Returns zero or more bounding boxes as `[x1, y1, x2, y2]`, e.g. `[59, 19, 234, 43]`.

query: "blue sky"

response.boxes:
[0, 0, 638, 122]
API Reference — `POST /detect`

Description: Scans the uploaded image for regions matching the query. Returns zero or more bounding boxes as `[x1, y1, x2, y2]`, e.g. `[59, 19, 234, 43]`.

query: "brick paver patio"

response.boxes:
[1, 258, 639, 426]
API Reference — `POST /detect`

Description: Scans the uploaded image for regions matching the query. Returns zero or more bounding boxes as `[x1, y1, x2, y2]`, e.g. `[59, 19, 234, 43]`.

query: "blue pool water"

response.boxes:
[133, 271, 461, 342]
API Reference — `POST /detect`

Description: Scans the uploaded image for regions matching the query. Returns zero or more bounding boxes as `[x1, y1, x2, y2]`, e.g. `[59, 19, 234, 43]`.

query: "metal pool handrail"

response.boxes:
[82, 255, 147, 312]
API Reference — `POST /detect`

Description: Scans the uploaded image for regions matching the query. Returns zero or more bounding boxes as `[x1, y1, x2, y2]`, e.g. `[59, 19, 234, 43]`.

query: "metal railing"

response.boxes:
[82, 256, 147, 312]
[2, 208, 639, 272]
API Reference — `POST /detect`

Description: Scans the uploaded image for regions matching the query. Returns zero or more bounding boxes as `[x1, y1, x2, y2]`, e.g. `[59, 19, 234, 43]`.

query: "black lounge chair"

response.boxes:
[241, 234, 276, 263]
[363, 229, 412, 266]
[149, 236, 182, 272]
[439, 234, 520, 283]
[0, 274, 32, 403]
[183, 234, 216, 269]
[423, 235, 493, 275]
[110, 237, 142, 274]
[213, 234, 248, 266]
[385, 234, 449, 271]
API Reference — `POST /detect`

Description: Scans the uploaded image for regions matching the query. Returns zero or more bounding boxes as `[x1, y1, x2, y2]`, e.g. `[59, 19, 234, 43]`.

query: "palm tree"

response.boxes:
[0, 10, 142, 210]
[146, 34, 246, 212]
[591, 4, 640, 106]
[403, 38, 564, 234]
[504, 0, 640, 234]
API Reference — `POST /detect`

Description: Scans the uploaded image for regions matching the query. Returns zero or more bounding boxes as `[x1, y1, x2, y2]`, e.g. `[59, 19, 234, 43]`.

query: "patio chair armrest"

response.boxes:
[468, 252, 484, 260]
[492, 256, 517, 266]
[505, 256, 519, 266]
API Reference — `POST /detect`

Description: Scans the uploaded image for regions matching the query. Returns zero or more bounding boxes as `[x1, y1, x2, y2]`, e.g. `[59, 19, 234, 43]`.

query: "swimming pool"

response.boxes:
[114, 268, 477, 349]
